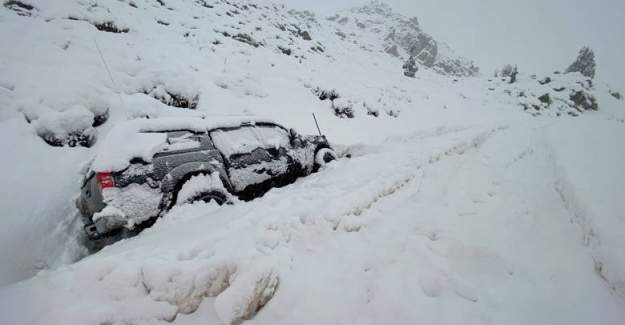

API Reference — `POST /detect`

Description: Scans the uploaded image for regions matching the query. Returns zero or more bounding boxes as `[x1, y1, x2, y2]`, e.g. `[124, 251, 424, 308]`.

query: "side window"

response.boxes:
[160, 131, 203, 153]
[255, 125, 289, 150]
[210, 125, 289, 158]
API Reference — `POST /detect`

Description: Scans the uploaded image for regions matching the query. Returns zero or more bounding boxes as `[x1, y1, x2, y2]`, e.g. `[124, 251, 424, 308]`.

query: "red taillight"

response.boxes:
[96, 172, 115, 190]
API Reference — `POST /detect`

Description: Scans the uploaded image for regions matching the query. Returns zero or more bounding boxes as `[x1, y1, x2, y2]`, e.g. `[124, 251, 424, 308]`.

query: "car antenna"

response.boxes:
[94, 39, 123, 105]
[312, 113, 323, 136]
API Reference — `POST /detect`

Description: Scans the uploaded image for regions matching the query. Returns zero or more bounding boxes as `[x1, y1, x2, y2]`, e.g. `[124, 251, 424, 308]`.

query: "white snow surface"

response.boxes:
[1, 0, 625, 324]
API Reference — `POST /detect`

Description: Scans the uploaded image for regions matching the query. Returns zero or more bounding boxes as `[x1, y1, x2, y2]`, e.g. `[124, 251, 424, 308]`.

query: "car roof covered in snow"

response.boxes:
[91, 117, 279, 172]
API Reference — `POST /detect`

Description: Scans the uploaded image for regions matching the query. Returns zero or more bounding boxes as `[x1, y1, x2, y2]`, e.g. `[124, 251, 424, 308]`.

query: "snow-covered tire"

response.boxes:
[175, 173, 230, 206]
[314, 148, 337, 169]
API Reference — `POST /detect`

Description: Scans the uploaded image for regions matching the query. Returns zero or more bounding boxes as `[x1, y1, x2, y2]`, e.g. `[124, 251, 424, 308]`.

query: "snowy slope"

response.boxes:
[1, 0, 625, 324]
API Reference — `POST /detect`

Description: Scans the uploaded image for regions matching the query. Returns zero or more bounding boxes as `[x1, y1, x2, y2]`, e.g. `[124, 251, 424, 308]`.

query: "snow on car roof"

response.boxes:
[91, 117, 278, 172]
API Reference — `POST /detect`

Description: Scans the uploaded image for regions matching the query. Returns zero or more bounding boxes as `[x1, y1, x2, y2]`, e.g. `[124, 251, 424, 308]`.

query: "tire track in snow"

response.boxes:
[543, 129, 625, 300]
[332, 125, 508, 231]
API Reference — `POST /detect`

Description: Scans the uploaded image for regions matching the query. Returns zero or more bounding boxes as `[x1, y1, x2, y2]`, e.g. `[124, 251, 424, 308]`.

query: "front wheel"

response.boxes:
[314, 148, 337, 171]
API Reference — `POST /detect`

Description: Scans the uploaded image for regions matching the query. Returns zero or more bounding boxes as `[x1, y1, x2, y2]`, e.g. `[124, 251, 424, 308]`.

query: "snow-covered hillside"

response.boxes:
[1, 0, 624, 324]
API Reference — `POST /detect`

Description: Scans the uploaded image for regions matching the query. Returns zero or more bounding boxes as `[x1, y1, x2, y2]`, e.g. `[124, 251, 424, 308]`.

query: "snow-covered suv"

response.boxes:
[76, 117, 336, 240]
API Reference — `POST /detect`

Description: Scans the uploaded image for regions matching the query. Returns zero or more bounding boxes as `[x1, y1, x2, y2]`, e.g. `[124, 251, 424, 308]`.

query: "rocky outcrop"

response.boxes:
[328, 1, 479, 77]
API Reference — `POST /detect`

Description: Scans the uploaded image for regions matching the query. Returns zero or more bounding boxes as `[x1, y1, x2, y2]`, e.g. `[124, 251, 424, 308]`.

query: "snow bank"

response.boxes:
[547, 118, 625, 296]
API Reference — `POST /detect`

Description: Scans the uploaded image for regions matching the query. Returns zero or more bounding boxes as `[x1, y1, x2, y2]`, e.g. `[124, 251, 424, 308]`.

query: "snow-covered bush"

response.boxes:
[566, 47, 596, 79]
[144, 84, 199, 109]
[331, 98, 355, 118]
[402, 56, 418, 78]
[34, 108, 96, 147]
[570, 90, 598, 111]
[500, 64, 514, 77]
[363, 102, 380, 117]
[492, 70, 604, 116]
[312, 87, 340, 101]
[501, 64, 518, 83]
[231, 33, 262, 47]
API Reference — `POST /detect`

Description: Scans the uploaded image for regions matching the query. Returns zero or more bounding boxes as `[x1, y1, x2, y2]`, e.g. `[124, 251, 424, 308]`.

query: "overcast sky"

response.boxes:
[278, 0, 625, 91]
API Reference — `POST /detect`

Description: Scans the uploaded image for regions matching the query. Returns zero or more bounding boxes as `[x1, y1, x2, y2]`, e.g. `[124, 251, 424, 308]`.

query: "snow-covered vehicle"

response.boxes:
[76, 117, 336, 240]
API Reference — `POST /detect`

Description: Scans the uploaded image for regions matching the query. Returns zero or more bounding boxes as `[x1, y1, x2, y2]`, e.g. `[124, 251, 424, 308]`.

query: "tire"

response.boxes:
[314, 148, 337, 170]
[175, 173, 230, 206]
[183, 190, 228, 205]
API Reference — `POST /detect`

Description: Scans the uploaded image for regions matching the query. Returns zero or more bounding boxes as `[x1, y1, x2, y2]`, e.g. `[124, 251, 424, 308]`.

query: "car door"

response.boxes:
[209, 124, 291, 196]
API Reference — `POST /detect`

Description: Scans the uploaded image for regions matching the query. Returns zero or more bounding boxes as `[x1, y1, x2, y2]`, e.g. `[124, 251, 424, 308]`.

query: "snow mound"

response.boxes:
[33, 107, 96, 147]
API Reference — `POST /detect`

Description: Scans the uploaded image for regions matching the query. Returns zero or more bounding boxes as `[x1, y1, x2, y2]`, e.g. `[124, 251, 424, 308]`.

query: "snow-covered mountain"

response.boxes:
[326, 1, 479, 77]
[1, 0, 624, 324]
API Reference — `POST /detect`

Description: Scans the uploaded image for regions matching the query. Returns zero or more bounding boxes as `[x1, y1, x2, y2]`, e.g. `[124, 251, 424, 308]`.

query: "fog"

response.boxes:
[279, 0, 625, 91]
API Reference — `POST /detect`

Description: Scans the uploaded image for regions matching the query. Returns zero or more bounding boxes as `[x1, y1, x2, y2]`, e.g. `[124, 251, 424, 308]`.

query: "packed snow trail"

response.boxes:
[2, 121, 624, 325]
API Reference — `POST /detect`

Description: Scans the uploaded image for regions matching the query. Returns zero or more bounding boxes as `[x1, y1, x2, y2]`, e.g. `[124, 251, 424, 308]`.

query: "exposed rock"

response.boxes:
[538, 77, 551, 85]
[434, 57, 479, 77]
[570, 90, 598, 111]
[328, 1, 479, 77]
[609, 90, 622, 100]
[299, 30, 312, 41]
[3, 0, 36, 16]
[384, 44, 399, 57]
[408, 33, 437, 67]
[538, 93, 551, 105]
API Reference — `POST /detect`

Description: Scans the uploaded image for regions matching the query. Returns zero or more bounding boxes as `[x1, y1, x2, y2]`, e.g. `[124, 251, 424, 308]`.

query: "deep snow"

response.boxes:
[1, 0, 624, 324]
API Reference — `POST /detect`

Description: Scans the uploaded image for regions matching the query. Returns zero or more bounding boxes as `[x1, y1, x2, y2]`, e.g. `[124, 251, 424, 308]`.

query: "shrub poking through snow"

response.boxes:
[144, 84, 199, 109]
[3, 0, 36, 16]
[91, 107, 110, 127]
[570, 90, 598, 111]
[363, 102, 379, 117]
[331, 98, 355, 118]
[278, 46, 292, 55]
[609, 90, 622, 100]
[34, 108, 97, 147]
[231, 33, 262, 47]
[566, 47, 596, 79]
[402, 56, 418, 77]
[94, 21, 129, 33]
[386, 109, 400, 118]
[312, 87, 340, 101]
[500, 64, 519, 83]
